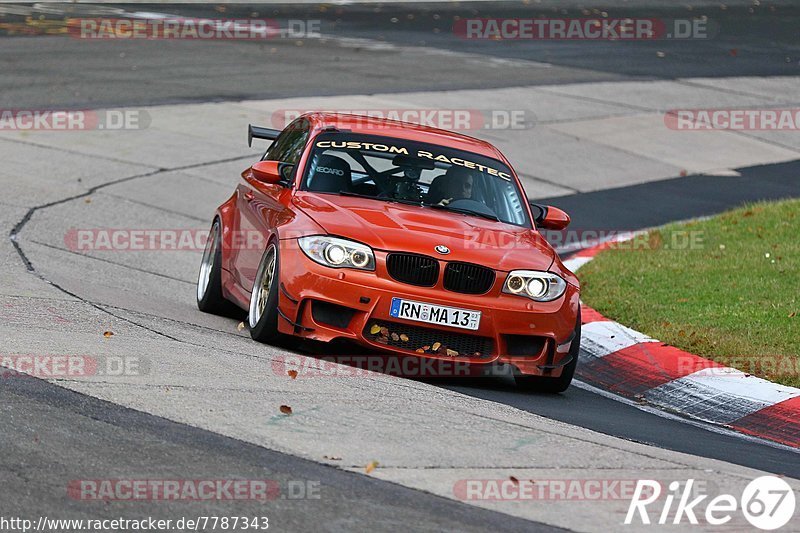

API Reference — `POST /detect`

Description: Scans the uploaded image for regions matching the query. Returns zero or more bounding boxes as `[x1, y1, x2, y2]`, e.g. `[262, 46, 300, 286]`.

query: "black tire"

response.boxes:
[248, 242, 282, 344]
[515, 310, 581, 393]
[197, 219, 236, 315]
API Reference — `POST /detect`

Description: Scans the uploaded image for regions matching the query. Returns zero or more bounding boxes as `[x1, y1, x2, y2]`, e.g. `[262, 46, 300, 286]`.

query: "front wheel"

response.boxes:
[248, 242, 282, 343]
[515, 311, 581, 393]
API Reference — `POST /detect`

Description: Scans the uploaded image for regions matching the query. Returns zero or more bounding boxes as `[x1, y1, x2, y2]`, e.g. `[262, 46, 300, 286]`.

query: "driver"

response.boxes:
[429, 166, 474, 205]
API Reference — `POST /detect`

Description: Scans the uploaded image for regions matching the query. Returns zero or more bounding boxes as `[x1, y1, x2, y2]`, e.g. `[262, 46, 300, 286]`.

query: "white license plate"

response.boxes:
[389, 297, 481, 331]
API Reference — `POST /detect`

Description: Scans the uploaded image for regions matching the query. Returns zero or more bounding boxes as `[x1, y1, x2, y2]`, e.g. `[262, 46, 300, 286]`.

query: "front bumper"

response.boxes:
[276, 240, 580, 377]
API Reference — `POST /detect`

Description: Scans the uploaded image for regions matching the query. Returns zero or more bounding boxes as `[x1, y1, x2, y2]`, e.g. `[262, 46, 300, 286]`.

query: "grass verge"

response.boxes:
[579, 198, 800, 388]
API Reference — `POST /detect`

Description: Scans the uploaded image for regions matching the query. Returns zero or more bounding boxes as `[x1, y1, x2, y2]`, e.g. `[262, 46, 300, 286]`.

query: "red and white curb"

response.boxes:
[564, 242, 800, 449]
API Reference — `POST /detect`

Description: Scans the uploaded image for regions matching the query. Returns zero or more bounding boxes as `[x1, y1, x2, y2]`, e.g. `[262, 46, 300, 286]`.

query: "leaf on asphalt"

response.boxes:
[365, 460, 379, 474]
[237, 321, 246, 332]
[279, 405, 293, 415]
[509, 476, 519, 485]
[84, 198, 92, 204]
[287, 370, 298, 379]
[323, 455, 342, 461]
[102, 331, 114, 338]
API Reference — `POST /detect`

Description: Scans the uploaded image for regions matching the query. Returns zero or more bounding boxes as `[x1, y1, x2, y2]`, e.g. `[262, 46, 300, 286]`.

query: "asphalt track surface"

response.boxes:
[3, 375, 557, 532]
[2, 1, 800, 529]
[2, 1, 800, 108]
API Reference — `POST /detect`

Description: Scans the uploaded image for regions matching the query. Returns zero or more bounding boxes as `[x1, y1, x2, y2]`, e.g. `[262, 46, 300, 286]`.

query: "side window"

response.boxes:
[265, 119, 310, 165]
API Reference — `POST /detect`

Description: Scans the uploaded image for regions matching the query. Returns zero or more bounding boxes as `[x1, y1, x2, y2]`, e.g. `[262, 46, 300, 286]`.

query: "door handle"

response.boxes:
[244, 191, 255, 201]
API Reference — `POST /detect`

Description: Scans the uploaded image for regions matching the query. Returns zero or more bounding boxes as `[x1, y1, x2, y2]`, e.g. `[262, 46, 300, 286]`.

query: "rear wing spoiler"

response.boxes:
[248, 124, 281, 147]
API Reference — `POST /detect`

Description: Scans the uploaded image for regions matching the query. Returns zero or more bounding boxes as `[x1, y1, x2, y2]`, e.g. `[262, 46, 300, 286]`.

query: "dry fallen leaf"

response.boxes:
[279, 405, 293, 415]
[365, 460, 379, 474]
[789, 312, 797, 318]
[509, 476, 519, 485]
[415, 348, 425, 354]
[102, 331, 114, 338]
[431, 342, 441, 351]
[287, 370, 298, 379]
[379, 327, 389, 336]
[237, 321, 246, 332]
[446, 349, 458, 357]
[323, 455, 342, 461]
[390, 333, 400, 341]
[399, 334, 409, 342]
[369, 324, 381, 335]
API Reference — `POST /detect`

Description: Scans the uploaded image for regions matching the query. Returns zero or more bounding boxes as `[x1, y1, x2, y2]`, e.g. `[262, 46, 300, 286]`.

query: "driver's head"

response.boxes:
[402, 166, 421, 181]
[444, 166, 474, 200]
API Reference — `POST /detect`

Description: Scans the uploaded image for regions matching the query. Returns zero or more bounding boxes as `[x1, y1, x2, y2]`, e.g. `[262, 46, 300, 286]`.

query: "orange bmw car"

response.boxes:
[197, 113, 581, 392]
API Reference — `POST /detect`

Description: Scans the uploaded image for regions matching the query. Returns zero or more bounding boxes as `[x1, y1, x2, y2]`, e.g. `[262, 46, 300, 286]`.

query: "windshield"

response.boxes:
[300, 133, 531, 227]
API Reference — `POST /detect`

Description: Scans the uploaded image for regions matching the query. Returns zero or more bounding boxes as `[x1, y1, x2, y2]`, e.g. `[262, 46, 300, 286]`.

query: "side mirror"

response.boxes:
[245, 160, 282, 184]
[530, 202, 570, 230]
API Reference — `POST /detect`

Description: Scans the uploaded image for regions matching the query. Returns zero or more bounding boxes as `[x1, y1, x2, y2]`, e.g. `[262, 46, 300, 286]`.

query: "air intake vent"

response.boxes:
[386, 253, 439, 287]
[443, 262, 495, 294]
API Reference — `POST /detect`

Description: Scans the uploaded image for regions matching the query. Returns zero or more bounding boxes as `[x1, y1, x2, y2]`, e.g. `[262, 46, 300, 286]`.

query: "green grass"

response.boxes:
[579, 198, 800, 388]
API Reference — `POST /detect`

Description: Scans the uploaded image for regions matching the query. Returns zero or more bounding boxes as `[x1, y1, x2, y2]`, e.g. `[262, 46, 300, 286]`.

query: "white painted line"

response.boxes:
[581, 320, 658, 359]
[562, 256, 594, 272]
[645, 368, 800, 425]
[672, 367, 800, 405]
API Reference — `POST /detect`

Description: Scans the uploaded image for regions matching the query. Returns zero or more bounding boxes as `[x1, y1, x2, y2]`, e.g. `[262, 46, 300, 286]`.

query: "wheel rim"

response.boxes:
[197, 222, 219, 302]
[249, 244, 277, 328]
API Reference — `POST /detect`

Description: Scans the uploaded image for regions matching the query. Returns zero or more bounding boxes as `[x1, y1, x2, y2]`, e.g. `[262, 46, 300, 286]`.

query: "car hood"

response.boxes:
[292, 192, 555, 272]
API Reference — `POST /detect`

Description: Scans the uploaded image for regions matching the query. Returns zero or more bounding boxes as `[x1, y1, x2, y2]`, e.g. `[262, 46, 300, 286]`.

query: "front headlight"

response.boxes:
[502, 270, 566, 301]
[298, 236, 375, 271]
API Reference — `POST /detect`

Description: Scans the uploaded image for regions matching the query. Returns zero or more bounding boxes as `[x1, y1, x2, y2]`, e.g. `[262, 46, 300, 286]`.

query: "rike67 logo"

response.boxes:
[626, 476, 795, 530]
